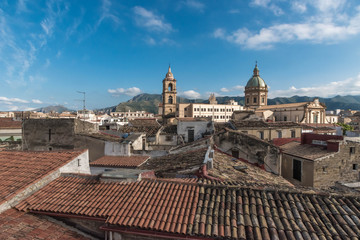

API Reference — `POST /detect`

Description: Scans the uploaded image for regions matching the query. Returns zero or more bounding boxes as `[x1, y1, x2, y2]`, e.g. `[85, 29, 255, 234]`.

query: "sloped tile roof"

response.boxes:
[119, 125, 160, 137]
[128, 118, 160, 127]
[0, 208, 90, 240]
[281, 141, 334, 160]
[0, 118, 21, 129]
[90, 155, 150, 168]
[209, 150, 293, 188]
[0, 150, 86, 205]
[17, 176, 360, 239]
[139, 148, 207, 176]
[272, 138, 301, 146]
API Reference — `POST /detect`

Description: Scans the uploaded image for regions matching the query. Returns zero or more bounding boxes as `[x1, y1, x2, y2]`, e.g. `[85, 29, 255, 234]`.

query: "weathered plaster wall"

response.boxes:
[214, 131, 280, 174]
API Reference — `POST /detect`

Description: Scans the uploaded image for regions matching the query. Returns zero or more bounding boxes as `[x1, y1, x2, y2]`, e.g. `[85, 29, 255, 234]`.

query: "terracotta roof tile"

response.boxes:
[0, 118, 21, 129]
[281, 142, 334, 160]
[16, 176, 360, 239]
[90, 155, 150, 168]
[139, 148, 207, 177]
[0, 150, 86, 205]
[0, 208, 90, 239]
[208, 150, 293, 188]
[272, 138, 301, 146]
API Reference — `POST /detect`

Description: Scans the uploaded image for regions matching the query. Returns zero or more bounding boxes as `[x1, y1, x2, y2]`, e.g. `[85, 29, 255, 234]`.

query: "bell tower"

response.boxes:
[162, 65, 177, 117]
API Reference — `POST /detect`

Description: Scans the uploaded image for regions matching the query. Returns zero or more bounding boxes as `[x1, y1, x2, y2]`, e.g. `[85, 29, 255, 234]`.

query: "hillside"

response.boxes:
[34, 105, 73, 113]
[98, 94, 360, 114]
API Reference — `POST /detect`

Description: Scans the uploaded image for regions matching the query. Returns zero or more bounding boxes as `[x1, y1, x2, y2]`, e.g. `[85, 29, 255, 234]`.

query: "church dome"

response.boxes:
[246, 64, 267, 88]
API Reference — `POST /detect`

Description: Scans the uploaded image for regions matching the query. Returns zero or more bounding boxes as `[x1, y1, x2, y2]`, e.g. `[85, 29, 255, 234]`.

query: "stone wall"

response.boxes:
[282, 140, 360, 189]
[314, 141, 360, 188]
[214, 130, 280, 174]
[22, 119, 75, 151]
[74, 119, 99, 134]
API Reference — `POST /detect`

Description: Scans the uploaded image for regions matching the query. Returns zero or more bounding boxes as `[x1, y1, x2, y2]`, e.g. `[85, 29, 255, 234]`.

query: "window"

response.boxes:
[232, 150, 239, 158]
[168, 83, 173, 91]
[184, 108, 187, 111]
[247, 98, 249, 104]
[78, 159, 81, 167]
[48, 129, 52, 141]
[350, 147, 356, 154]
[168, 96, 173, 104]
[262, 97, 265, 103]
[277, 131, 282, 138]
[291, 130, 296, 138]
[284, 116, 287, 121]
[293, 159, 302, 181]
[322, 166, 327, 173]
[253, 97, 257, 103]
[165, 135, 172, 142]
[259, 131, 264, 140]
[353, 164, 358, 170]
[313, 114, 318, 123]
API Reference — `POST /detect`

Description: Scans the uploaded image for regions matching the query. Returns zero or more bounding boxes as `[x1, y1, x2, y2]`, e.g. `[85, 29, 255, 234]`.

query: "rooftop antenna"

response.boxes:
[76, 91, 86, 124]
[77, 91, 86, 111]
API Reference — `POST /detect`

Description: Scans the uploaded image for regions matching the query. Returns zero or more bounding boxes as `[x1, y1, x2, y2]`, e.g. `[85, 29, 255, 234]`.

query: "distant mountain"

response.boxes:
[98, 94, 360, 114]
[34, 105, 73, 113]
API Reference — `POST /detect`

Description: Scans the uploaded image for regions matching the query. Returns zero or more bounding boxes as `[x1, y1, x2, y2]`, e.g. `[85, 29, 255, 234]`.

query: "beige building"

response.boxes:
[258, 98, 327, 123]
[229, 120, 302, 140]
[177, 95, 243, 122]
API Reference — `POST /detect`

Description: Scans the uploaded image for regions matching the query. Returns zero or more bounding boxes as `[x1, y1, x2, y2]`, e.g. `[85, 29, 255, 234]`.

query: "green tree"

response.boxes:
[337, 123, 354, 135]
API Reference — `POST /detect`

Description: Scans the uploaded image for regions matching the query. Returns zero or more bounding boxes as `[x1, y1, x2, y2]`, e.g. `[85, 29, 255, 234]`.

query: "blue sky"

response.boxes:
[1, 0, 360, 111]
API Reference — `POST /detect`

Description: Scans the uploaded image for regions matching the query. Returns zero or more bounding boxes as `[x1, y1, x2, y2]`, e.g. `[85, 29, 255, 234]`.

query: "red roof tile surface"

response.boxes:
[90, 155, 150, 168]
[0, 118, 21, 129]
[0, 150, 86, 205]
[0, 208, 90, 240]
[272, 137, 301, 146]
[17, 175, 360, 239]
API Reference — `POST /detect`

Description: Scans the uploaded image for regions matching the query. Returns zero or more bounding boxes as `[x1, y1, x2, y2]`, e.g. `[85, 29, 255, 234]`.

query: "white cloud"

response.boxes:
[220, 87, 229, 92]
[292, 1, 307, 13]
[96, 0, 121, 28]
[180, 90, 201, 99]
[312, 0, 345, 12]
[215, 2, 360, 49]
[32, 99, 43, 104]
[16, 0, 28, 13]
[250, 0, 283, 16]
[8, 106, 19, 111]
[270, 73, 360, 98]
[220, 85, 244, 93]
[181, 0, 205, 12]
[214, 7, 360, 49]
[108, 87, 142, 96]
[0, 96, 28, 104]
[133, 6, 172, 33]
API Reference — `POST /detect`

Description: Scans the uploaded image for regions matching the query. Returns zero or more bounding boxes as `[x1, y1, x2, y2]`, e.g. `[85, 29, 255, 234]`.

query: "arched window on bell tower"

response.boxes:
[168, 96, 173, 104]
[168, 83, 173, 91]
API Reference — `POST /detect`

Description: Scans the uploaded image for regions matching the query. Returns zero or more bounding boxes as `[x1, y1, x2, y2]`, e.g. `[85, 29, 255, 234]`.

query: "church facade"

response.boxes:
[245, 64, 327, 124]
